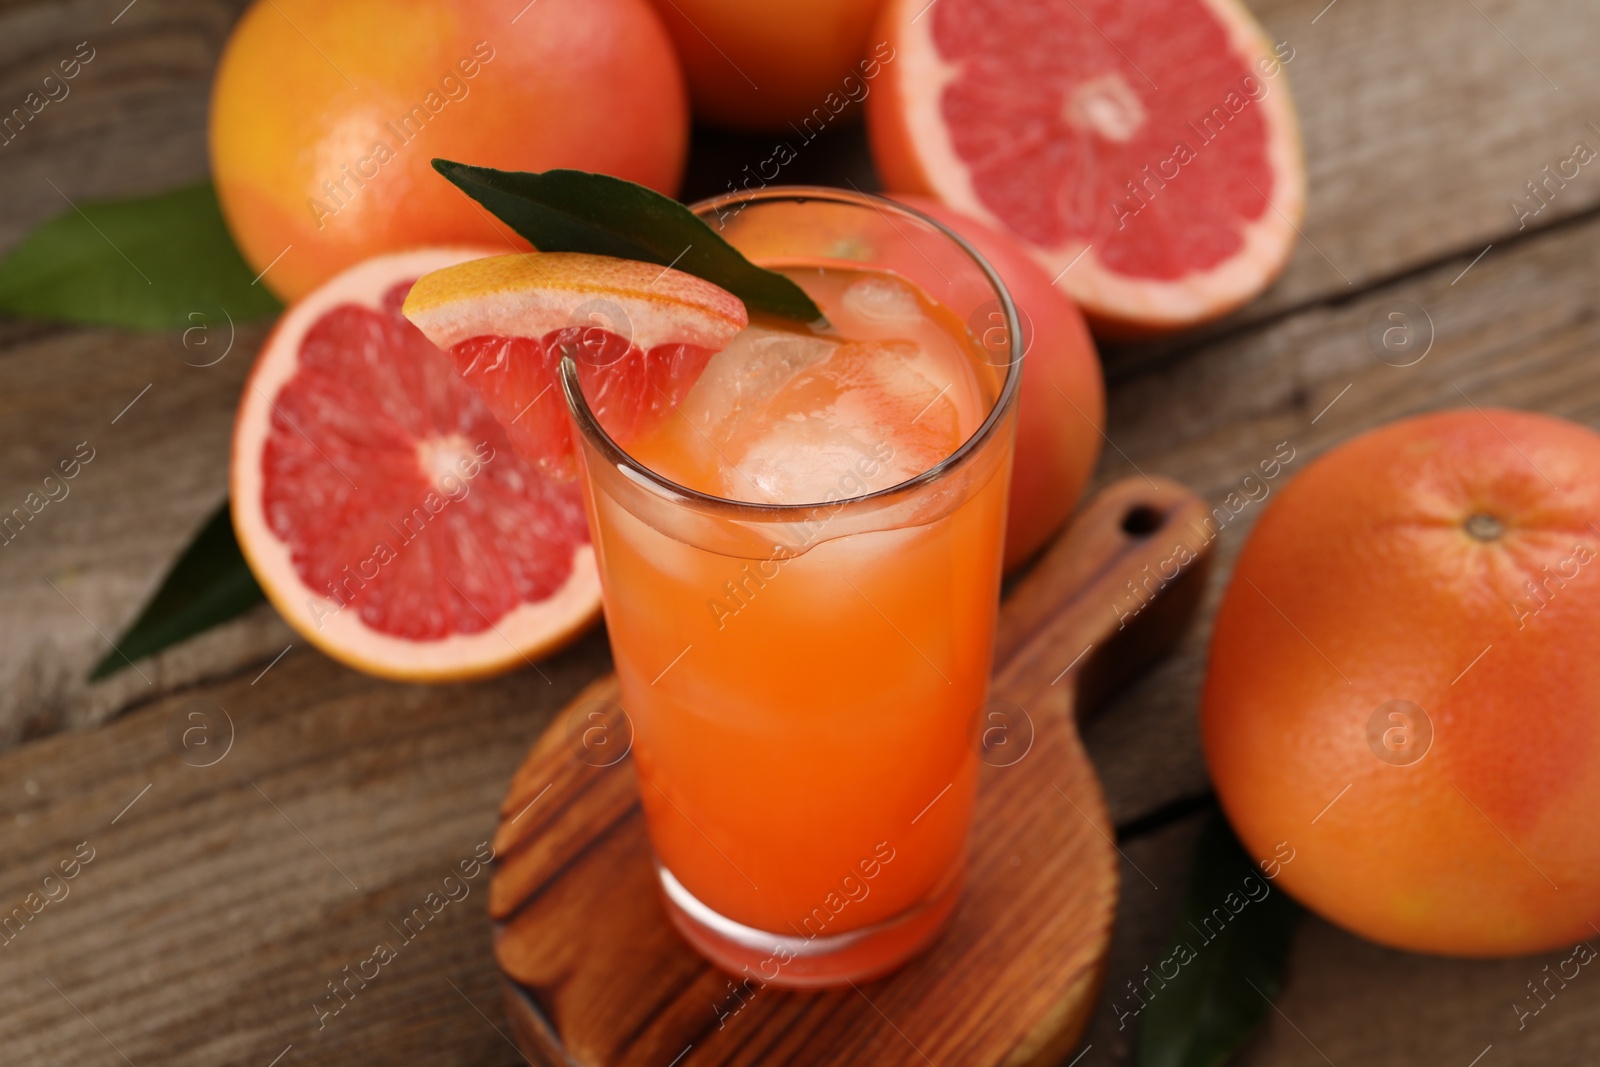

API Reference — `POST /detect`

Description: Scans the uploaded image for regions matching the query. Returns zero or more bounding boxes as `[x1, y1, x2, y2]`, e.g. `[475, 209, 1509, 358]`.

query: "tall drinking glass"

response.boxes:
[560, 188, 1021, 986]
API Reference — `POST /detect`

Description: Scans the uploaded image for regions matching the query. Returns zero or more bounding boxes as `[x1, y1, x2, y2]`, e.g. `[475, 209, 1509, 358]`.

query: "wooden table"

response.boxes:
[2, 0, 1598, 1063]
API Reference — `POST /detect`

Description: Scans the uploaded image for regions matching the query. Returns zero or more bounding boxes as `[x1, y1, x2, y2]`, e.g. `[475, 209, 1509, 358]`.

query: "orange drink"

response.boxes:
[560, 189, 1021, 986]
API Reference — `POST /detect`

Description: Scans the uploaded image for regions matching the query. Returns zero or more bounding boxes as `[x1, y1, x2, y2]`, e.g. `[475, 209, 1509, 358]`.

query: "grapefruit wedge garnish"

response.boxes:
[231, 248, 604, 682]
[867, 0, 1306, 334]
[402, 252, 749, 477]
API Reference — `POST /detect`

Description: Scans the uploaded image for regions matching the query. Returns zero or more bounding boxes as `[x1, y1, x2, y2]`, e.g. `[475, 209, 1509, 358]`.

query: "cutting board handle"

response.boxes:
[994, 475, 1214, 719]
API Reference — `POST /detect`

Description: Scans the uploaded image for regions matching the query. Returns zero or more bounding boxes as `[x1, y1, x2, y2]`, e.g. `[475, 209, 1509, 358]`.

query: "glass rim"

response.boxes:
[558, 185, 1023, 521]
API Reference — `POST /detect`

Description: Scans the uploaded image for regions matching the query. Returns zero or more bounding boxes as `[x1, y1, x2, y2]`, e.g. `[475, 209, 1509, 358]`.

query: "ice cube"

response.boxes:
[840, 276, 922, 327]
[681, 326, 837, 444]
[723, 340, 961, 505]
[731, 419, 897, 504]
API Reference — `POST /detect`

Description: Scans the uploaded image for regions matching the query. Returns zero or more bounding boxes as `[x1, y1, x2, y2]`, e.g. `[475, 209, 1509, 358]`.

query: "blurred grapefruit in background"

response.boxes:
[1204, 409, 1600, 955]
[210, 0, 689, 302]
[893, 197, 1104, 573]
[712, 192, 1105, 572]
[867, 0, 1305, 336]
[646, 0, 890, 133]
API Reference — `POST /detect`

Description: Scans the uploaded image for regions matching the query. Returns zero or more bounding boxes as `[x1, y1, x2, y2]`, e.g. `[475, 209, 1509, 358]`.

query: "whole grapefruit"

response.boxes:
[1203, 408, 1600, 955]
[708, 193, 1105, 571]
[646, 0, 890, 132]
[210, 0, 689, 302]
[892, 197, 1105, 572]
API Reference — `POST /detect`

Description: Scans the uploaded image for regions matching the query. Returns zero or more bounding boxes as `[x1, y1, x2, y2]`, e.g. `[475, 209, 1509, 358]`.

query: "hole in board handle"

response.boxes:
[1120, 505, 1162, 537]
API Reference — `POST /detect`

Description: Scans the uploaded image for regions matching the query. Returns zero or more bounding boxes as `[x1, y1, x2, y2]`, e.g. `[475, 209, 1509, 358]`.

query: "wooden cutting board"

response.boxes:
[487, 475, 1213, 1067]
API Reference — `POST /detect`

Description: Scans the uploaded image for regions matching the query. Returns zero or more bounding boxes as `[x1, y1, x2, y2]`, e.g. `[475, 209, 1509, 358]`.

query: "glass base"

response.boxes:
[655, 861, 964, 989]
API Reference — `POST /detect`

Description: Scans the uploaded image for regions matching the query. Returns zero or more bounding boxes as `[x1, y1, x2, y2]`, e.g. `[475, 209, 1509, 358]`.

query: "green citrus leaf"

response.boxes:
[1136, 809, 1303, 1067]
[431, 161, 823, 323]
[0, 182, 282, 331]
[90, 499, 264, 681]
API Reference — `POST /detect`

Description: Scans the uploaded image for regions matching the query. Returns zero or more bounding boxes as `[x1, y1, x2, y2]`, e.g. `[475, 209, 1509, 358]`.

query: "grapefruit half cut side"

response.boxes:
[402, 252, 749, 478]
[232, 248, 602, 682]
[868, 0, 1306, 335]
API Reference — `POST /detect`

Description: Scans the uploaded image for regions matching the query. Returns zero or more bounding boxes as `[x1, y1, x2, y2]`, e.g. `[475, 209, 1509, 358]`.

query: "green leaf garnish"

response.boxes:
[0, 182, 282, 331]
[1136, 809, 1303, 1067]
[90, 499, 265, 681]
[432, 161, 823, 322]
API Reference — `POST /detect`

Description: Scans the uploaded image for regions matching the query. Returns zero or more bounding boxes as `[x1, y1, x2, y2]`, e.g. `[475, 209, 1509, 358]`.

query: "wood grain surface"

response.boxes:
[2, 0, 1598, 748]
[2, 0, 1599, 1062]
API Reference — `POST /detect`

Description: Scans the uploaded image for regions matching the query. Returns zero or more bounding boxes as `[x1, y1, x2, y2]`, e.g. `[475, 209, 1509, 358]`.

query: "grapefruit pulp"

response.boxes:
[231, 248, 601, 682]
[867, 0, 1306, 334]
[400, 252, 749, 479]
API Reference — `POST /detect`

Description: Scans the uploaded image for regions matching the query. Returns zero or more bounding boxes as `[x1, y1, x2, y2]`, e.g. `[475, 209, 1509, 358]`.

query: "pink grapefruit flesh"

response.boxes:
[868, 0, 1306, 335]
[232, 248, 602, 682]
[401, 252, 749, 478]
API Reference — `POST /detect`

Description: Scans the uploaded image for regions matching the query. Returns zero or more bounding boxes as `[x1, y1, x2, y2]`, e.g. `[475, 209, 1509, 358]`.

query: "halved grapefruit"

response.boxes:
[866, 0, 1306, 335]
[401, 252, 749, 479]
[231, 248, 606, 683]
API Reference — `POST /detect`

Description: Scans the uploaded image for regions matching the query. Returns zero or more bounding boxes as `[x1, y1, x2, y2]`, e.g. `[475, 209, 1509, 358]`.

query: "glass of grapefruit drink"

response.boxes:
[554, 189, 1022, 987]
